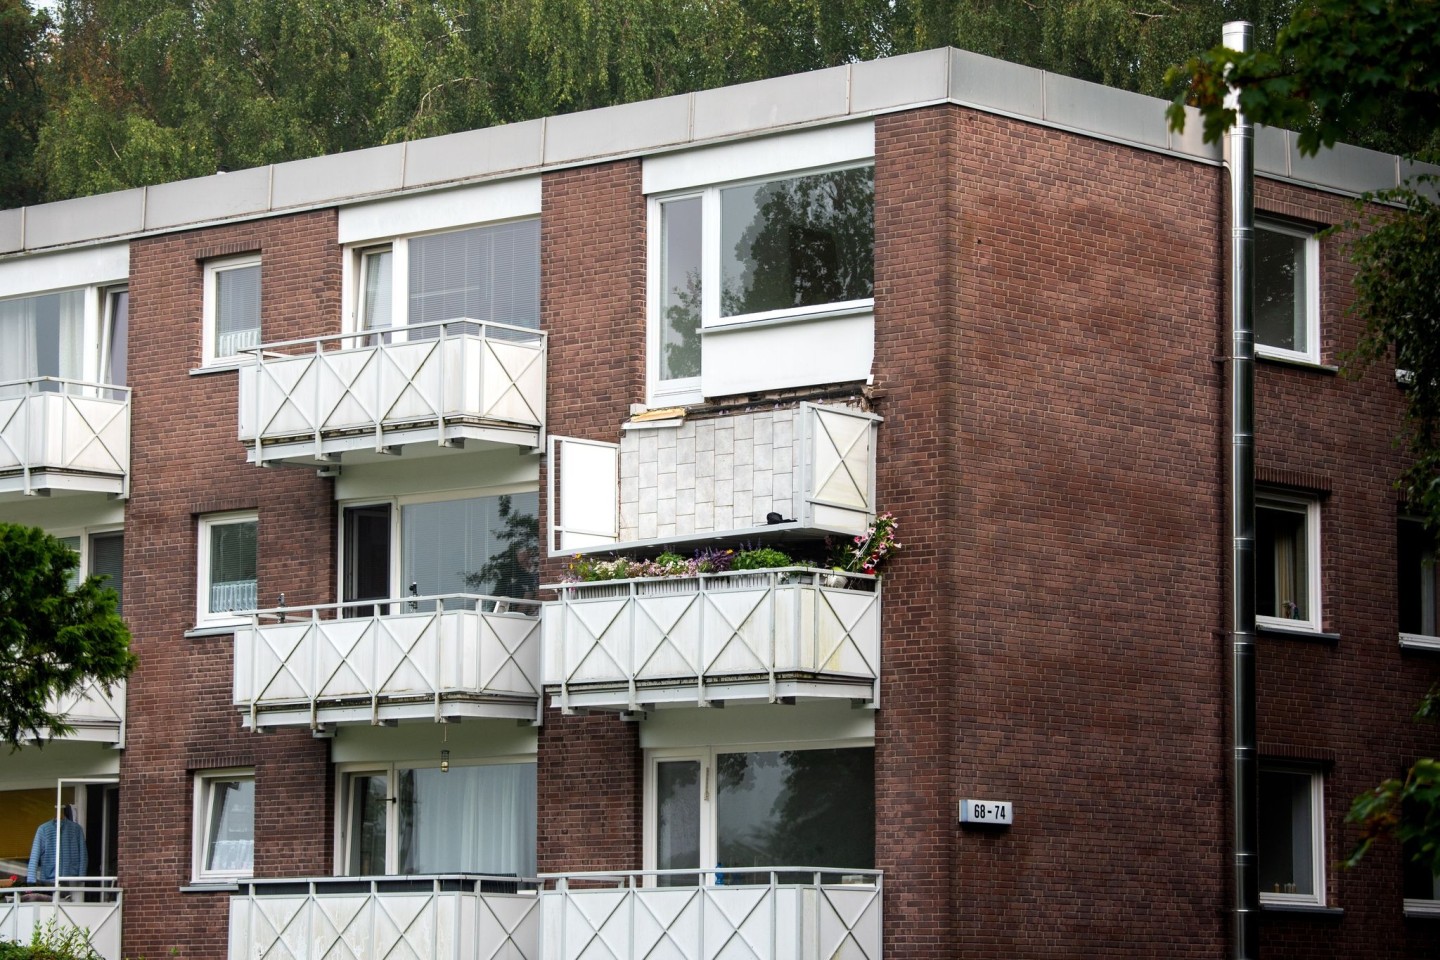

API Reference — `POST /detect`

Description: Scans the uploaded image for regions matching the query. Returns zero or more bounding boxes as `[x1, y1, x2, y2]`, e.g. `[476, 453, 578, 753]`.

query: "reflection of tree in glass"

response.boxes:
[397, 769, 418, 875]
[721, 168, 874, 318]
[462, 494, 540, 599]
[663, 270, 702, 380]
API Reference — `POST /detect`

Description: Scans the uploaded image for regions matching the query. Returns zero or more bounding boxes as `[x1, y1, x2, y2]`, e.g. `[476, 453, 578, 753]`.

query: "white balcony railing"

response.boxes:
[234, 595, 543, 729]
[238, 320, 546, 465]
[44, 677, 126, 745]
[542, 569, 880, 712]
[0, 885, 123, 960]
[541, 869, 881, 960]
[229, 876, 539, 960]
[0, 378, 130, 498]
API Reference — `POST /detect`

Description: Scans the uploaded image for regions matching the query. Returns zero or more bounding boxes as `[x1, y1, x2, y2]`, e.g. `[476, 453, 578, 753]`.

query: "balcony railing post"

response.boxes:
[312, 339, 324, 454]
[627, 580, 639, 712]
[696, 577, 707, 706]
[436, 320, 448, 446]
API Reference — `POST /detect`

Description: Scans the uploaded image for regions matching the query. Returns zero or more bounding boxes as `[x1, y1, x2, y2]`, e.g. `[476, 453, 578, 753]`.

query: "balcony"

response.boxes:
[233, 595, 543, 730]
[238, 320, 545, 467]
[229, 876, 539, 960]
[541, 869, 881, 960]
[542, 570, 879, 712]
[43, 677, 126, 745]
[0, 885, 122, 960]
[0, 378, 130, 499]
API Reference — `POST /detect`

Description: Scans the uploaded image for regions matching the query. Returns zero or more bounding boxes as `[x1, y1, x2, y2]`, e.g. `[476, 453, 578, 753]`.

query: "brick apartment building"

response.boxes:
[1, 44, 1437, 960]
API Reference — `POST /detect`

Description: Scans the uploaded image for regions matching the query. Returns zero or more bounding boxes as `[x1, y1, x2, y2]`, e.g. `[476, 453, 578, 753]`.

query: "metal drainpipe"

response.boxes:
[1223, 20, 1260, 960]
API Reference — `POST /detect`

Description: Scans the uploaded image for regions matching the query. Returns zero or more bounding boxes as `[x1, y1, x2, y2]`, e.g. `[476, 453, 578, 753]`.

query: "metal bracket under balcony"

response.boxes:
[0, 378, 130, 500]
[542, 569, 880, 713]
[237, 320, 546, 467]
[233, 595, 543, 730]
[540, 868, 881, 960]
[230, 875, 539, 960]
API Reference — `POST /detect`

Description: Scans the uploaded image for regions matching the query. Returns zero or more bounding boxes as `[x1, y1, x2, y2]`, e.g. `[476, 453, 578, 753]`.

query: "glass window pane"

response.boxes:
[716, 747, 874, 880]
[656, 760, 700, 886]
[346, 774, 389, 876]
[59, 536, 82, 592]
[660, 198, 702, 382]
[408, 221, 539, 331]
[215, 264, 261, 357]
[1255, 227, 1307, 353]
[210, 520, 258, 614]
[1257, 504, 1308, 620]
[361, 249, 394, 332]
[1399, 519, 1437, 636]
[396, 763, 536, 876]
[106, 289, 129, 387]
[90, 532, 124, 615]
[720, 167, 874, 318]
[205, 778, 254, 874]
[0, 291, 84, 386]
[402, 493, 539, 606]
[1258, 769, 1315, 896]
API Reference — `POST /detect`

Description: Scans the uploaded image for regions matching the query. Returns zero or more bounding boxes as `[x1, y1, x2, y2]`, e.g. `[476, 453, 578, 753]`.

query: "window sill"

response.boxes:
[185, 623, 244, 639]
[1404, 899, 1440, 917]
[180, 882, 242, 893]
[701, 301, 873, 334]
[1257, 623, 1339, 643]
[1260, 902, 1343, 916]
[189, 357, 257, 376]
[1400, 633, 1440, 652]
[1255, 351, 1337, 374]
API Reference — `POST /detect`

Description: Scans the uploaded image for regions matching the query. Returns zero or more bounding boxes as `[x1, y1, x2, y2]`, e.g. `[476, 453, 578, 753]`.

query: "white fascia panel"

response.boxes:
[642, 122, 874, 195]
[337, 177, 542, 246]
[0, 244, 130, 298]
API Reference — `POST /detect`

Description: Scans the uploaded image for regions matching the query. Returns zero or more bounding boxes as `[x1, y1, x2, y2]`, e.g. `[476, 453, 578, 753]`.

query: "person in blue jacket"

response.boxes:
[26, 806, 87, 886]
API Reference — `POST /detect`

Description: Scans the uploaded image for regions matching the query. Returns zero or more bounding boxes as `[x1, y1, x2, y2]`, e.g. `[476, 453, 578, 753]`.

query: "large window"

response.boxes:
[341, 492, 539, 610]
[649, 744, 875, 885]
[1398, 518, 1439, 642]
[1257, 493, 1321, 632]
[1259, 765, 1324, 906]
[1404, 801, 1440, 913]
[1255, 220, 1320, 364]
[198, 512, 258, 626]
[650, 165, 874, 403]
[203, 255, 261, 364]
[193, 770, 254, 882]
[338, 761, 536, 877]
[0, 290, 84, 389]
[58, 530, 125, 614]
[353, 221, 539, 338]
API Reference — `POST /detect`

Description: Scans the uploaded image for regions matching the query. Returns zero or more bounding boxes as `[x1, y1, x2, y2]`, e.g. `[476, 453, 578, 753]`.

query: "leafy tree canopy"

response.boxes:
[0, 522, 136, 749]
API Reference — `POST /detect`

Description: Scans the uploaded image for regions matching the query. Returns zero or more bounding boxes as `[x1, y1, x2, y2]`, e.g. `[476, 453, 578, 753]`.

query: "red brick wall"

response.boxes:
[120, 210, 339, 959]
[534, 161, 646, 872]
[874, 105, 1232, 956]
[1252, 180, 1440, 959]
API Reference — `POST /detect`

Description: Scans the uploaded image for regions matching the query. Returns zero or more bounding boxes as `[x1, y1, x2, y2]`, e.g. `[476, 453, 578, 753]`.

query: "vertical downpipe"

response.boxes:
[1224, 20, 1260, 960]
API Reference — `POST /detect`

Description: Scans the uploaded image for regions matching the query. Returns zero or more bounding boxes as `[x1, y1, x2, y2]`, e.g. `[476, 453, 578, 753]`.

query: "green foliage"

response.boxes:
[1166, 0, 1440, 160]
[0, 0, 50, 207]
[730, 547, 794, 571]
[0, 523, 136, 749]
[0, 917, 103, 960]
[1345, 689, 1440, 876]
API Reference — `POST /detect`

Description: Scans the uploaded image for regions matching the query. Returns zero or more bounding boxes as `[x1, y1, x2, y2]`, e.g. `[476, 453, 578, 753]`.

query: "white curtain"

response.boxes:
[398, 763, 536, 877]
[0, 292, 84, 388]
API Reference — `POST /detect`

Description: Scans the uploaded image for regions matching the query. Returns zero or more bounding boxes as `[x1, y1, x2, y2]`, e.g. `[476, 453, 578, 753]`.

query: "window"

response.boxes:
[1257, 493, 1322, 632]
[351, 221, 539, 339]
[198, 512, 258, 626]
[193, 770, 254, 882]
[647, 744, 875, 885]
[1259, 765, 1324, 905]
[58, 530, 124, 614]
[1255, 220, 1320, 364]
[338, 761, 536, 877]
[341, 492, 539, 611]
[1404, 803, 1440, 913]
[649, 165, 874, 404]
[102, 287, 128, 387]
[203, 255, 261, 364]
[1399, 518, 1439, 642]
[0, 290, 84, 391]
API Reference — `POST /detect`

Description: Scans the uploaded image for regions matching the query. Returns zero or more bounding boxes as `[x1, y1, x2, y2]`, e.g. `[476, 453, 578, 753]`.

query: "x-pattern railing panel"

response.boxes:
[807, 407, 872, 512]
[0, 381, 129, 485]
[2, 894, 124, 960]
[48, 677, 125, 727]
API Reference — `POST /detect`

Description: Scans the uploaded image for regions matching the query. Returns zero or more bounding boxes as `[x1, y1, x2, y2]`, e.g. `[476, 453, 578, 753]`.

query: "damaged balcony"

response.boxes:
[1, 886, 123, 960]
[542, 569, 879, 713]
[233, 595, 542, 730]
[541, 869, 881, 960]
[0, 378, 130, 499]
[229, 876, 539, 960]
[237, 320, 545, 467]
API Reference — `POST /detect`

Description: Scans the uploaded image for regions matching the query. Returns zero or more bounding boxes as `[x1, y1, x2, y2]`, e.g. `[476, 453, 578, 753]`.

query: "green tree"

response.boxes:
[0, 0, 50, 208]
[0, 523, 136, 749]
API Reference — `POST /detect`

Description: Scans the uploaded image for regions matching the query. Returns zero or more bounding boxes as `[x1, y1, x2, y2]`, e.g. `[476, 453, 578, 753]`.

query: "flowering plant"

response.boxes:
[829, 512, 901, 575]
[566, 548, 742, 582]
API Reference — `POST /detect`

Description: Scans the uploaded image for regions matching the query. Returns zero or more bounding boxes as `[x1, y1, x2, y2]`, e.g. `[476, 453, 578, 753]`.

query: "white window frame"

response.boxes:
[642, 738, 875, 884]
[1258, 763, 1325, 907]
[1256, 492, 1323, 633]
[646, 164, 876, 406]
[201, 254, 262, 367]
[1398, 516, 1440, 649]
[0, 286, 116, 387]
[192, 768, 255, 883]
[197, 510, 259, 627]
[1254, 219, 1320, 365]
[333, 758, 537, 877]
[54, 524, 124, 596]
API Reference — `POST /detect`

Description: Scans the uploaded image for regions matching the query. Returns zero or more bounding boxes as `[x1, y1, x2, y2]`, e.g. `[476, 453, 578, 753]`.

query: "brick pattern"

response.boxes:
[535, 161, 646, 872]
[119, 210, 340, 959]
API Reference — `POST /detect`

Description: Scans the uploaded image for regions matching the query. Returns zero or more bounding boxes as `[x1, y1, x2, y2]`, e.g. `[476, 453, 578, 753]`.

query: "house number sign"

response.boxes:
[959, 799, 1013, 825]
